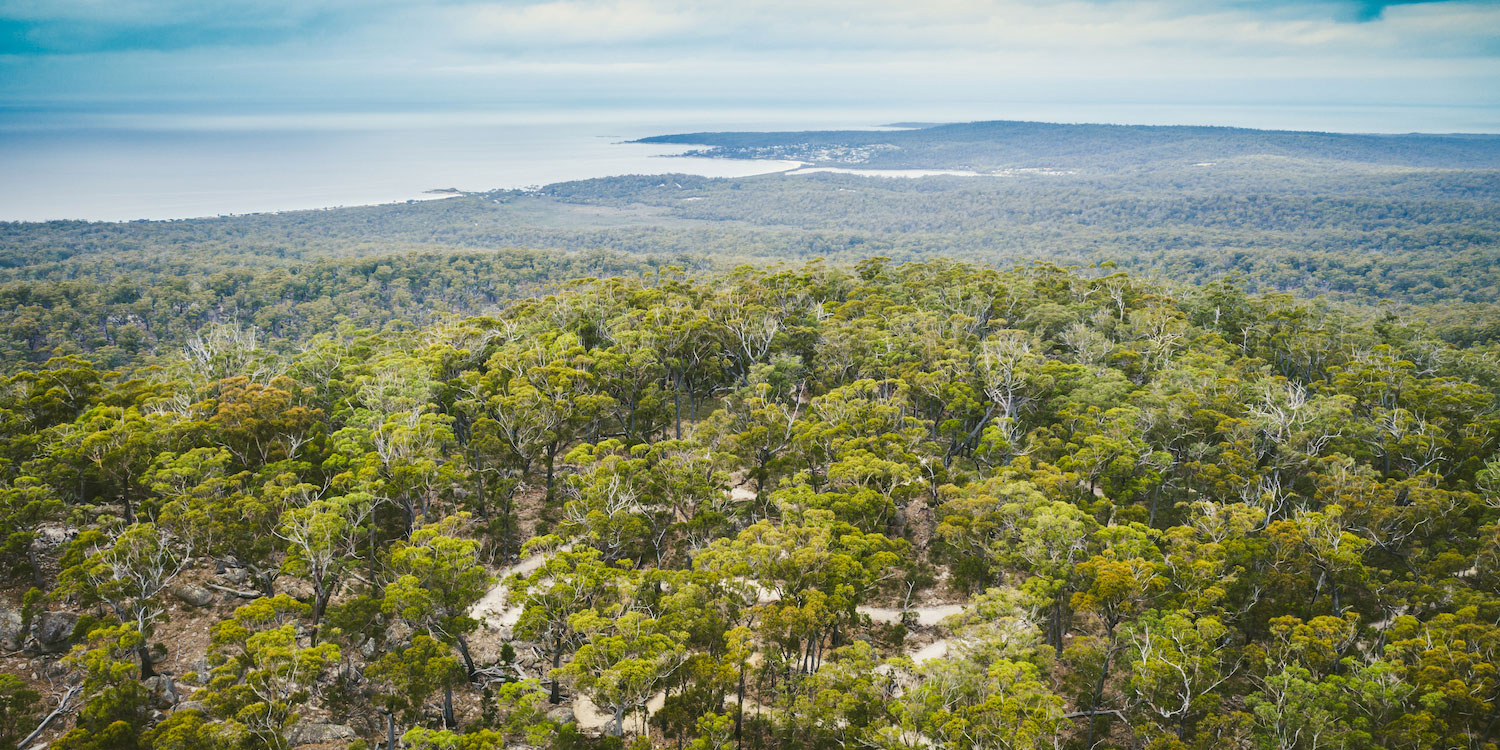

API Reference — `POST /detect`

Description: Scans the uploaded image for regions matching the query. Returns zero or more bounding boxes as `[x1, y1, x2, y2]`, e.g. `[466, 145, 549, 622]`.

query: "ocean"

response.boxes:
[3, 103, 1496, 223]
[0, 111, 818, 222]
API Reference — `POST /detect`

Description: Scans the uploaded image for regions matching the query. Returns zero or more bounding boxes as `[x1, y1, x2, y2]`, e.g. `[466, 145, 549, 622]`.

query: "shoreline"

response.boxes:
[162, 190, 466, 223]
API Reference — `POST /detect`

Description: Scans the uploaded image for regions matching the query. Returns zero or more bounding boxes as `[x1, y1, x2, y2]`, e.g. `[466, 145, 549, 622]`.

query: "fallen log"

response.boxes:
[18, 684, 82, 748]
[204, 582, 263, 599]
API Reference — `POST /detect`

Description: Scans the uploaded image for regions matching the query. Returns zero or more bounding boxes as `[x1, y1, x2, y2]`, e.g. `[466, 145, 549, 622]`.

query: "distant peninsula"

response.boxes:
[633, 119, 1500, 172]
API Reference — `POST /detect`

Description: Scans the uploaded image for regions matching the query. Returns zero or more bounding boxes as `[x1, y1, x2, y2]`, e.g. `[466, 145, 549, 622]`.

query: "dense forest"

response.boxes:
[5, 147, 1500, 372]
[0, 248, 683, 373]
[2, 259, 1499, 750]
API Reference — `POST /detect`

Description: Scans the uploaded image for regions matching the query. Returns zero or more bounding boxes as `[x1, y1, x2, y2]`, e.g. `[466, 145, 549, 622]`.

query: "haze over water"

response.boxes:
[3, 102, 1497, 223]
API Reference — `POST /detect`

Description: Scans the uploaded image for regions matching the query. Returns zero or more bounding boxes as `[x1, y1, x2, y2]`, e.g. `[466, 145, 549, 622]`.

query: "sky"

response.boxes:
[2, 0, 1499, 130]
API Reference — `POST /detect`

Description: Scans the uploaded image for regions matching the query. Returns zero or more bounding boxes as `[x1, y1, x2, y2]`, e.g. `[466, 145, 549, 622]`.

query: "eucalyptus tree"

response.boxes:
[58, 523, 192, 679]
[510, 538, 637, 704]
[0, 478, 61, 586]
[200, 596, 340, 750]
[383, 514, 492, 684]
[937, 476, 1095, 648]
[561, 438, 726, 567]
[694, 510, 904, 677]
[330, 355, 455, 541]
[555, 610, 689, 737]
[701, 358, 808, 508]
[277, 491, 371, 643]
[481, 332, 614, 502]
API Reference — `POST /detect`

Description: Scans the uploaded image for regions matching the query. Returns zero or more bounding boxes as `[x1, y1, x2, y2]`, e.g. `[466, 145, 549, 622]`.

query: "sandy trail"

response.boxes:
[469, 552, 553, 633]
[477, 515, 965, 735]
[864, 601, 967, 665]
[857, 603, 964, 627]
[574, 691, 668, 734]
[907, 638, 951, 663]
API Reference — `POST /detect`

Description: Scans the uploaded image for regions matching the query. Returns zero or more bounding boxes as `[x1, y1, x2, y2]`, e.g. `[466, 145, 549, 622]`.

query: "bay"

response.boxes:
[0, 111, 818, 222]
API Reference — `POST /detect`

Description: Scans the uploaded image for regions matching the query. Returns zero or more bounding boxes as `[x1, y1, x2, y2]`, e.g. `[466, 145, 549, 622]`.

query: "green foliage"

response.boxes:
[554, 611, 688, 737]
[140, 711, 221, 750]
[53, 624, 153, 750]
[369, 635, 464, 725]
[200, 596, 339, 750]
[0, 478, 61, 582]
[384, 513, 491, 645]
[2, 257, 1499, 749]
[0, 673, 40, 750]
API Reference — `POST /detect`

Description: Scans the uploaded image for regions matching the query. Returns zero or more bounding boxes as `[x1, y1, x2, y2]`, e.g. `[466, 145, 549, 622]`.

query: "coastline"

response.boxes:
[0, 121, 809, 223]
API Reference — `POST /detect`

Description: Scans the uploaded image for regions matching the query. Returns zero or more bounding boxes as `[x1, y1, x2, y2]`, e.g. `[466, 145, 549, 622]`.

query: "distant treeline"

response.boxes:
[4, 120, 1499, 370]
[635, 119, 1500, 170]
[0, 249, 684, 371]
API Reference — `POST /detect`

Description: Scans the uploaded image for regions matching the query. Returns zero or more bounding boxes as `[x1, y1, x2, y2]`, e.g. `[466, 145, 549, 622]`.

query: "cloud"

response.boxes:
[413, 0, 1500, 59]
[5, 0, 1498, 54]
[0, 0, 1496, 120]
[454, 1, 702, 45]
[1352, 0, 1450, 21]
[0, 0, 421, 53]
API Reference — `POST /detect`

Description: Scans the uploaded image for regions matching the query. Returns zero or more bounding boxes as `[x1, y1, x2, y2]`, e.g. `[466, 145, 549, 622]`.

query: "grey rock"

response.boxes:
[173, 584, 216, 608]
[37, 525, 76, 546]
[279, 577, 315, 601]
[143, 675, 179, 709]
[385, 620, 412, 645]
[359, 638, 377, 659]
[220, 567, 250, 585]
[173, 700, 208, 714]
[0, 606, 25, 649]
[546, 706, 576, 725]
[288, 723, 356, 746]
[32, 611, 78, 652]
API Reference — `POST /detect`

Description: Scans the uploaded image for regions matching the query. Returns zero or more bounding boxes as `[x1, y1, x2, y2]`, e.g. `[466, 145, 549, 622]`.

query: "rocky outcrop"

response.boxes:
[173, 700, 208, 714]
[143, 675, 180, 709]
[172, 583, 216, 608]
[288, 723, 357, 746]
[546, 705, 576, 725]
[32, 611, 78, 653]
[279, 577, 316, 601]
[0, 605, 26, 649]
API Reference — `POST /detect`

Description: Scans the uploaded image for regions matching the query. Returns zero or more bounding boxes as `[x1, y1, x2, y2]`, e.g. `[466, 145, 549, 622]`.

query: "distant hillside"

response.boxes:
[5, 119, 1499, 371]
[634, 119, 1500, 170]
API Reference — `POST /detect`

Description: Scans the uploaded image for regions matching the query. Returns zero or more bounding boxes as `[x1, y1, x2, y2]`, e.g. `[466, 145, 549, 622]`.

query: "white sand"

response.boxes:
[469, 551, 554, 633]
[857, 603, 965, 627]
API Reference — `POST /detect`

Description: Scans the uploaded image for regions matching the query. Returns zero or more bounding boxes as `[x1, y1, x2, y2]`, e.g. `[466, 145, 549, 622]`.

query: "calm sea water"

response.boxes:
[0, 112, 817, 222]
[2, 103, 1496, 222]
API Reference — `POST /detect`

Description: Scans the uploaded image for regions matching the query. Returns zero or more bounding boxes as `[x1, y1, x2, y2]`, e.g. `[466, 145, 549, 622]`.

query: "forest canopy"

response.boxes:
[2, 258, 1499, 750]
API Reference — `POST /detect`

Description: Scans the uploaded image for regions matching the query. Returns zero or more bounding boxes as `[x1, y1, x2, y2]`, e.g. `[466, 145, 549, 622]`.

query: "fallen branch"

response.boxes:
[18, 684, 82, 748]
[1063, 708, 1127, 719]
[204, 582, 262, 599]
[473, 664, 524, 686]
